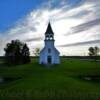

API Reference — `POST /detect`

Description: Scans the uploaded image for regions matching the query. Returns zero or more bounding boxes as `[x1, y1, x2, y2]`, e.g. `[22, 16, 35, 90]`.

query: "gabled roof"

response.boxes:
[45, 22, 54, 34]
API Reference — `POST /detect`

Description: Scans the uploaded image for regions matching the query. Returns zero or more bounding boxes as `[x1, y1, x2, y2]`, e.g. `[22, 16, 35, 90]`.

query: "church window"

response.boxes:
[48, 48, 51, 53]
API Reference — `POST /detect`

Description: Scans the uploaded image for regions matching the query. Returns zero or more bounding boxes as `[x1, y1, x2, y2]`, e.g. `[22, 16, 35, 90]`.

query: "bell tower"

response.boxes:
[39, 22, 60, 65]
[44, 22, 55, 47]
[45, 22, 54, 40]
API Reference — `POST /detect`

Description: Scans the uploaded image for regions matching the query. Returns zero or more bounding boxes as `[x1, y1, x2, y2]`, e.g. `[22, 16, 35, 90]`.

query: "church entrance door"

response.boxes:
[47, 56, 52, 64]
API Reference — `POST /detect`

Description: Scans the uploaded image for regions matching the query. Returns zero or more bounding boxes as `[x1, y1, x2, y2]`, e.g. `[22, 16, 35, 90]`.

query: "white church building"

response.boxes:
[39, 22, 60, 64]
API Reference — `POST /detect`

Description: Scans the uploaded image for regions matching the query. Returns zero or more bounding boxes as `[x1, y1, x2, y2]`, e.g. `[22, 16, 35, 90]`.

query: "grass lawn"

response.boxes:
[0, 58, 100, 100]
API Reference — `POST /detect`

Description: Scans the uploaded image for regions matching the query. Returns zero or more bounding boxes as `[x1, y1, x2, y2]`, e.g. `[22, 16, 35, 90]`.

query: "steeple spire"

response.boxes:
[45, 22, 54, 34]
[45, 22, 54, 41]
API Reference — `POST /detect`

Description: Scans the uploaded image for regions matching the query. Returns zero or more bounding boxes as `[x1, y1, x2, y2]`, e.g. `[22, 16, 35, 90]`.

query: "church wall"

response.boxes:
[39, 48, 60, 64]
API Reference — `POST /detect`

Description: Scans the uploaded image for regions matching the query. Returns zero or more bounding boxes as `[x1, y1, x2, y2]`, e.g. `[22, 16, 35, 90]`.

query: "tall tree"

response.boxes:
[88, 47, 95, 56]
[94, 46, 99, 56]
[88, 46, 100, 61]
[22, 44, 30, 63]
[4, 40, 30, 65]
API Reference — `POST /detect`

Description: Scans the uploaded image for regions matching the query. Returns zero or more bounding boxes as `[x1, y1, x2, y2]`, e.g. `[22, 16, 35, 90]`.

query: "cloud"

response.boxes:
[0, 0, 100, 56]
[24, 37, 43, 42]
[58, 39, 100, 47]
[71, 18, 100, 34]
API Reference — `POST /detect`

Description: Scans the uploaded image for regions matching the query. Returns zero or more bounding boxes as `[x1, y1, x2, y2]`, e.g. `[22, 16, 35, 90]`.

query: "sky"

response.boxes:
[0, 0, 100, 56]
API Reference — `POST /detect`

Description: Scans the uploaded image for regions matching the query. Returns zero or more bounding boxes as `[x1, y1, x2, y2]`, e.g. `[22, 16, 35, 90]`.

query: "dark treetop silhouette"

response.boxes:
[4, 40, 30, 65]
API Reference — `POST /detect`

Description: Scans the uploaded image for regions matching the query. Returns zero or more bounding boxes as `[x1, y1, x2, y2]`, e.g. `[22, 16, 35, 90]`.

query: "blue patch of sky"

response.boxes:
[67, 0, 83, 6]
[0, 0, 83, 33]
[51, 0, 83, 8]
[0, 0, 46, 33]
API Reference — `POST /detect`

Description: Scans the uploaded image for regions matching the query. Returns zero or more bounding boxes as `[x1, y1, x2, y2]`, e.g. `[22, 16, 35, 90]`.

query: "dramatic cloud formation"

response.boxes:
[0, 0, 100, 56]
[71, 18, 100, 34]
[59, 39, 100, 47]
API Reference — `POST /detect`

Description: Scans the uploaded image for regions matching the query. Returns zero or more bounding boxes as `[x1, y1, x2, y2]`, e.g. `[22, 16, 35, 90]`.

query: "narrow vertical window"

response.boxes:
[48, 48, 51, 53]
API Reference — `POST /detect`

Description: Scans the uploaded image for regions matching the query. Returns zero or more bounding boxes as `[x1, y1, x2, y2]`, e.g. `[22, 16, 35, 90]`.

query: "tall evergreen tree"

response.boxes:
[22, 44, 30, 63]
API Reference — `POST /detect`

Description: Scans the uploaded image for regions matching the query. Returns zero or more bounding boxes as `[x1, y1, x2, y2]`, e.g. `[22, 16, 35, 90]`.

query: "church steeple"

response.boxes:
[39, 22, 60, 65]
[45, 22, 54, 41]
[45, 22, 54, 35]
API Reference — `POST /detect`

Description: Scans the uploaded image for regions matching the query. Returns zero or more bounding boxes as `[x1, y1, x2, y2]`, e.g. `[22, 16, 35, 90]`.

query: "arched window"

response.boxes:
[46, 36, 49, 40]
[50, 35, 53, 40]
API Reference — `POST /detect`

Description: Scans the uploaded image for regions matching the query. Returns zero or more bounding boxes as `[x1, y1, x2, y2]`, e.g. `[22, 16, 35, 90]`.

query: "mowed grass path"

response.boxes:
[0, 58, 100, 100]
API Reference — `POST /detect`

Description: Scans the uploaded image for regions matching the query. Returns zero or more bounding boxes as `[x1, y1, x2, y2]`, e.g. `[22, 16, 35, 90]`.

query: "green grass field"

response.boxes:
[0, 58, 100, 100]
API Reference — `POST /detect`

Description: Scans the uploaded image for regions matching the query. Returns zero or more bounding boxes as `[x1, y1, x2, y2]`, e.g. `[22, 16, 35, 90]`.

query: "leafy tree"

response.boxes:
[33, 48, 40, 57]
[88, 47, 95, 56]
[94, 46, 99, 56]
[4, 40, 30, 65]
[88, 46, 100, 61]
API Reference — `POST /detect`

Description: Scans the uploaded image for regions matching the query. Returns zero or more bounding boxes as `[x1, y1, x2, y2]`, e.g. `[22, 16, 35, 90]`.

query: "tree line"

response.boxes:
[3, 39, 100, 66]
